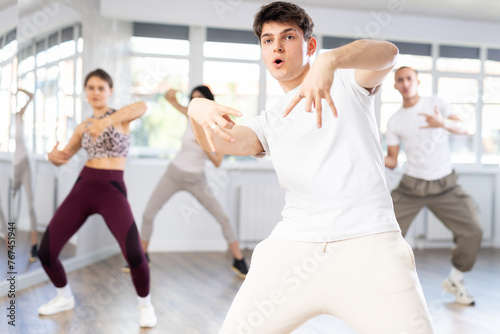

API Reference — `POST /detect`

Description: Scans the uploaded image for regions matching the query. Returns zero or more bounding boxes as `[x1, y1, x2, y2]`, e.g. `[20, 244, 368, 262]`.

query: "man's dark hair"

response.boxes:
[84, 68, 113, 89]
[395, 66, 418, 77]
[253, 1, 314, 41]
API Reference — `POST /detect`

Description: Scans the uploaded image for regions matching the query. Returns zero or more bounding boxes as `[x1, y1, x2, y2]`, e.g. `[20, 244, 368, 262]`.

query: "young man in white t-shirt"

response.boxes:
[188, 2, 434, 333]
[385, 66, 482, 306]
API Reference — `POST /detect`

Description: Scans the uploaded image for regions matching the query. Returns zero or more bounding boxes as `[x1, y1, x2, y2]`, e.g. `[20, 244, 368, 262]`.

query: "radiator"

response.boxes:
[237, 184, 285, 244]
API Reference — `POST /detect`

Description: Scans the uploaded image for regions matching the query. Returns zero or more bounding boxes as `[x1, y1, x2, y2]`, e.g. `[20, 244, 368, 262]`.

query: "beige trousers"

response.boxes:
[220, 232, 435, 334]
[391, 171, 482, 272]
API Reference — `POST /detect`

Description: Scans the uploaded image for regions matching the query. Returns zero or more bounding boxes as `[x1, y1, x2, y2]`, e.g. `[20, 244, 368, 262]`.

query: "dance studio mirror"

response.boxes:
[0, 0, 133, 291]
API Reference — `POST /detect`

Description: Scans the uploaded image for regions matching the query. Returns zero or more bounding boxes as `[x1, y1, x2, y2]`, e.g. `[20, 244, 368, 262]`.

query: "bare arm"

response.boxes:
[85, 101, 147, 138]
[188, 98, 263, 156]
[284, 39, 398, 127]
[47, 122, 86, 166]
[384, 145, 400, 169]
[17, 89, 34, 118]
[347, 39, 400, 90]
[205, 151, 224, 167]
[165, 89, 188, 116]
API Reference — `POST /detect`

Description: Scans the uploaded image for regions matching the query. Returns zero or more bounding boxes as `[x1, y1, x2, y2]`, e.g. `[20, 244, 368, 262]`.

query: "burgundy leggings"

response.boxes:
[38, 167, 149, 297]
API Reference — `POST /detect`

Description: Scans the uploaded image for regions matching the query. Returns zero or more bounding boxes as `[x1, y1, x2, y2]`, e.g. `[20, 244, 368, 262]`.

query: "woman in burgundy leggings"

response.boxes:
[37, 69, 157, 328]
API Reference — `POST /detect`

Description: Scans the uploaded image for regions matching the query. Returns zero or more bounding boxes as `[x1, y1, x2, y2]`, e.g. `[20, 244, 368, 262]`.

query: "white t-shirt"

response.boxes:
[244, 69, 400, 242]
[171, 123, 207, 174]
[386, 95, 455, 181]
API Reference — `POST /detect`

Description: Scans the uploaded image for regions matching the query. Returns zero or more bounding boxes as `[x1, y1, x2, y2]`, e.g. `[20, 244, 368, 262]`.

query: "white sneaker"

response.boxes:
[442, 277, 475, 306]
[38, 295, 75, 315]
[139, 304, 157, 328]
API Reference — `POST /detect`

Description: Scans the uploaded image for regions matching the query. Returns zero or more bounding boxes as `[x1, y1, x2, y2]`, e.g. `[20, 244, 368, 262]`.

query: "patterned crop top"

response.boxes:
[81, 109, 130, 159]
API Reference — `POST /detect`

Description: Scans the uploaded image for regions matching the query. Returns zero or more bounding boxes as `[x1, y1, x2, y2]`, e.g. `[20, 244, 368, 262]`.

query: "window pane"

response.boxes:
[438, 77, 478, 103]
[59, 59, 75, 95]
[76, 57, 83, 95]
[130, 57, 189, 157]
[3, 40, 17, 60]
[18, 56, 35, 75]
[204, 42, 260, 61]
[483, 77, 500, 103]
[484, 60, 500, 75]
[449, 102, 476, 163]
[59, 40, 76, 59]
[395, 54, 433, 71]
[482, 104, 500, 164]
[46, 45, 60, 63]
[436, 58, 480, 73]
[438, 78, 477, 163]
[131, 37, 189, 56]
[204, 61, 260, 124]
[1, 64, 12, 89]
[77, 37, 84, 53]
[37, 50, 47, 67]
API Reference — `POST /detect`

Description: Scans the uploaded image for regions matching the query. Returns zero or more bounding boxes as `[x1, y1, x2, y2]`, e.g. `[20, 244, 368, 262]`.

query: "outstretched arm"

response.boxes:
[188, 98, 263, 155]
[205, 151, 224, 167]
[85, 101, 147, 139]
[165, 89, 188, 116]
[17, 89, 34, 118]
[284, 39, 399, 127]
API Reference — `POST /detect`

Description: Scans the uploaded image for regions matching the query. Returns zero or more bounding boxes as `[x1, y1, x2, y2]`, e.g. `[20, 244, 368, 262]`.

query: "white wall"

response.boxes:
[122, 159, 500, 252]
[0, 3, 16, 34]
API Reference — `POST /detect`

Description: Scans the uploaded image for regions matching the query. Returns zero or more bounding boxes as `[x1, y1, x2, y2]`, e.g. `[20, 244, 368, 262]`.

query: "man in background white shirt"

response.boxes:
[385, 66, 483, 306]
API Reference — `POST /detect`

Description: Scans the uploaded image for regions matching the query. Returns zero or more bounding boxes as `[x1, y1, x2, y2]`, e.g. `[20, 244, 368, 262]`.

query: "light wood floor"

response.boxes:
[1, 248, 499, 334]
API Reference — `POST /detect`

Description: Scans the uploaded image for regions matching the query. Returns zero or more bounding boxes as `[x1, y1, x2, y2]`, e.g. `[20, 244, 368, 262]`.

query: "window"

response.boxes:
[0, 29, 17, 153]
[482, 74, 500, 164]
[129, 23, 190, 158]
[16, 24, 83, 155]
[204, 28, 261, 125]
[436, 45, 481, 73]
[131, 57, 189, 157]
[437, 77, 477, 163]
[204, 61, 260, 125]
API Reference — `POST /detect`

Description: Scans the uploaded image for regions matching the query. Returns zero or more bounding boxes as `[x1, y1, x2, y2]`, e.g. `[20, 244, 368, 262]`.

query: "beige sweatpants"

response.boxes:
[391, 171, 482, 272]
[220, 232, 435, 334]
[140, 163, 238, 243]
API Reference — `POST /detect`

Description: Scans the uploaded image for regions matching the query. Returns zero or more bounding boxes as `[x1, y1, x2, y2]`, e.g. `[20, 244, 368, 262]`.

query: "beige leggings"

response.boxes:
[220, 232, 435, 334]
[140, 163, 238, 243]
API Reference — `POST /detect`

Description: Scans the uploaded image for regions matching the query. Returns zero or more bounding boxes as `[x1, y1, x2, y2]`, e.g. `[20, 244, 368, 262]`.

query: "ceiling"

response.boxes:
[5, 0, 500, 23]
[249, 0, 500, 23]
